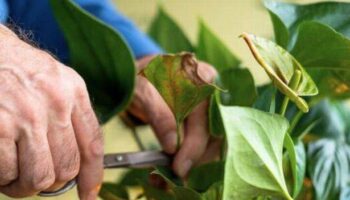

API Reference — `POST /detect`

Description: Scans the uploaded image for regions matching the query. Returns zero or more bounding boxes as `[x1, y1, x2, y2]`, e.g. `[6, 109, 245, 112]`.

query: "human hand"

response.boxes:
[0, 25, 103, 199]
[128, 55, 222, 178]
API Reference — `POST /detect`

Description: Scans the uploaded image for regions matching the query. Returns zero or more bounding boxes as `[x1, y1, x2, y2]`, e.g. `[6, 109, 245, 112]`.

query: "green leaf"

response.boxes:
[117, 169, 150, 187]
[196, 21, 241, 72]
[141, 183, 175, 200]
[307, 139, 350, 200]
[141, 53, 216, 126]
[295, 100, 349, 140]
[152, 167, 183, 188]
[284, 137, 306, 198]
[253, 84, 277, 113]
[290, 22, 350, 98]
[241, 33, 318, 112]
[148, 7, 193, 53]
[209, 92, 225, 137]
[187, 161, 225, 192]
[201, 182, 223, 200]
[265, 1, 350, 48]
[98, 183, 128, 200]
[217, 68, 257, 106]
[219, 106, 292, 200]
[305, 101, 350, 200]
[50, 0, 135, 122]
[173, 187, 203, 200]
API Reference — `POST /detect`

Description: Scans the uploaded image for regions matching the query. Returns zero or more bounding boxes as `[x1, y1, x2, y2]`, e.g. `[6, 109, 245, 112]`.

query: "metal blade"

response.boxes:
[103, 151, 171, 169]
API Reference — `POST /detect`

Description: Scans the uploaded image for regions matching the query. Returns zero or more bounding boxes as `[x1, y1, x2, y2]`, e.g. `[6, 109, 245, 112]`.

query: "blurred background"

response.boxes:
[1, 0, 349, 199]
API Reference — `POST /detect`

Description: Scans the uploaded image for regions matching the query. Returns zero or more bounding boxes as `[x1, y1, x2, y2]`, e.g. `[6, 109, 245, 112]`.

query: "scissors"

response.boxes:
[38, 150, 171, 197]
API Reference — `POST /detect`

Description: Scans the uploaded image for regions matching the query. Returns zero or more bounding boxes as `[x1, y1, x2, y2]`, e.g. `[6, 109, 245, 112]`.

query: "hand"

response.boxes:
[0, 25, 103, 199]
[128, 55, 222, 178]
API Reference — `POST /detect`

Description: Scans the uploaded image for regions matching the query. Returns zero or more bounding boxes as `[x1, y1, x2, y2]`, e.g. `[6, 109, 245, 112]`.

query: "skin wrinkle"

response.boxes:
[0, 25, 104, 199]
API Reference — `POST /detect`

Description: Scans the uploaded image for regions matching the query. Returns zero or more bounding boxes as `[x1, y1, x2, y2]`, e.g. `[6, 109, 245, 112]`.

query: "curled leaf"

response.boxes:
[241, 33, 318, 112]
[141, 53, 216, 124]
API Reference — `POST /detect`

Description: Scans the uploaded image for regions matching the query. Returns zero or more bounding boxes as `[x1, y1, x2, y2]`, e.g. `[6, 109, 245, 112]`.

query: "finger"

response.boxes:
[1, 126, 55, 197]
[45, 122, 80, 191]
[197, 138, 223, 165]
[72, 88, 103, 200]
[129, 76, 178, 154]
[173, 100, 210, 178]
[0, 138, 18, 186]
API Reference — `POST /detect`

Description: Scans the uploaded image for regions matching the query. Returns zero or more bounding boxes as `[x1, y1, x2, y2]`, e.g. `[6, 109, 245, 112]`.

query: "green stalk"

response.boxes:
[279, 70, 302, 116]
[288, 110, 304, 134]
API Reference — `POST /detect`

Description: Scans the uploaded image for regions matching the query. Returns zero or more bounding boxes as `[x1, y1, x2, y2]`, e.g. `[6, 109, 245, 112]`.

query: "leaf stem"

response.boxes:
[176, 123, 182, 150]
[130, 127, 145, 151]
[279, 70, 302, 116]
[288, 110, 304, 134]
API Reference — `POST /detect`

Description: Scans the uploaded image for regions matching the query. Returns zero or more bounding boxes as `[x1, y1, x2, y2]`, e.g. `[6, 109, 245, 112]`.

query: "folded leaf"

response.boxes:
[148, 7, 194, 53]
[50, 0, 135, 122]
[241, 33, 318, 112]
[197, 21, 241, 72]
[219, 106, 292, 200]
[141, 53, 216, 125]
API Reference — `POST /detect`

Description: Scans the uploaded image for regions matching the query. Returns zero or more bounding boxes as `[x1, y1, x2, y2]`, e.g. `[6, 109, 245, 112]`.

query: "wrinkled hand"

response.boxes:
[128, 55, 222, 178]
[0, 26, 103, 199]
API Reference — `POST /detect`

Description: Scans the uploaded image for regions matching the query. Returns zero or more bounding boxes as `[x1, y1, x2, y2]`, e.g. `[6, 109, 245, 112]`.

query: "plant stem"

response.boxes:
[288, 110, 304, 134]
[131, 127, 145, 151]
[176, 123, 182, 150]
[279, 70, 302, 116]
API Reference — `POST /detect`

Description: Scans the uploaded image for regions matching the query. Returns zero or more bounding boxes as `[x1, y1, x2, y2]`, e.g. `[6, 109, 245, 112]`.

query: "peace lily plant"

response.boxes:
[50, 0, 350, 199]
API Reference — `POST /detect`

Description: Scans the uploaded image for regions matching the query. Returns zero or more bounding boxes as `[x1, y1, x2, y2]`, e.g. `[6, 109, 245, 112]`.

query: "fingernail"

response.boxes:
[163, 131, 177, 153]
[177, 159, 193, 178]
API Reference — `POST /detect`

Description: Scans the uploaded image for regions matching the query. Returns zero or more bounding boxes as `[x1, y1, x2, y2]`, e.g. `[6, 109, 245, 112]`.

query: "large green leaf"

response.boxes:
[241, 33, 318, 112]
[265, 1, 350, 48]
[141, 53, 216, 126]
[217, 68, 257, 106]
[291, 22, 350, 98]
[219, 106, 292, 200]
[148, 7, 193, 53]
[50, 0, 135, 122]
[196, 21, 241, 72]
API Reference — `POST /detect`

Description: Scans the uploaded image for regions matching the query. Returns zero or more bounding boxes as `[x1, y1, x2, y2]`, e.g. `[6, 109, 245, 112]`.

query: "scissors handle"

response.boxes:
[38, 150, 171, 197]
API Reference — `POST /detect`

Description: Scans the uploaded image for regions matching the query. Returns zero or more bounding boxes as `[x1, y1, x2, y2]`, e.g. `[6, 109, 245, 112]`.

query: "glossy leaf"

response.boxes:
[197, 21, 241, 72]
[98, 183, 128, 200]
[141, 53, 216, 125]
[148, 7, 193, 53]
[219, 106, 292, 200]
[291, 22, 350, 98]
[265, 0, 350, 48]
[50, 0, 135, 122]
[188, 161, 225, 192]
[241, 33, 318, 112]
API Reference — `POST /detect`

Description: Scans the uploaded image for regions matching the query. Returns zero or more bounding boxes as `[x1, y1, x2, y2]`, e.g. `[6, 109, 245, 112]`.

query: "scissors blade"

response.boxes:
[103, 150, 171, 169]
